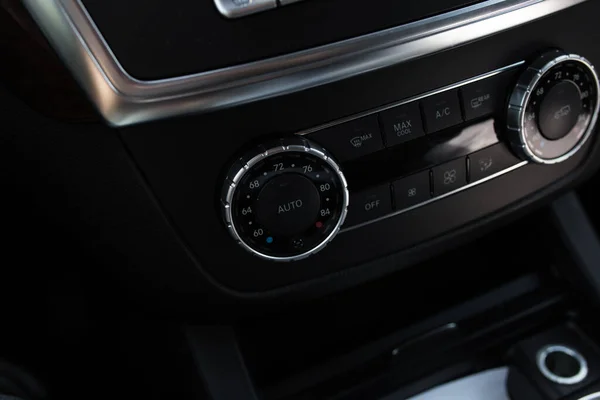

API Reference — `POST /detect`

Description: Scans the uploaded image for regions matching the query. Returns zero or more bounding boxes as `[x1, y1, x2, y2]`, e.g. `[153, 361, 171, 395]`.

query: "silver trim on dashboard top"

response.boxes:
[214, 0, 277, 19]
[22, 0, 590, 127]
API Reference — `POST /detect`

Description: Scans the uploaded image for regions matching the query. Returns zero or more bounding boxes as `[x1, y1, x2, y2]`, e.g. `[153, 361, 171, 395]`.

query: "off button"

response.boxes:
[345, 184, 393, 227]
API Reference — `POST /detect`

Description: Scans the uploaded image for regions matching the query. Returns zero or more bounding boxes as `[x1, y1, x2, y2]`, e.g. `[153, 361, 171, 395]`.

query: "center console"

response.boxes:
[8, 0, 600, 399]
[19, 0, 600, 296]
[220, 50, 599, 262]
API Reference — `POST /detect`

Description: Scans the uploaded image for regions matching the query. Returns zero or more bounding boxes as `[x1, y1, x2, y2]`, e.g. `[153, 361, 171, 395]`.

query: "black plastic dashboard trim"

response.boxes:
[551, 192, 600, 305]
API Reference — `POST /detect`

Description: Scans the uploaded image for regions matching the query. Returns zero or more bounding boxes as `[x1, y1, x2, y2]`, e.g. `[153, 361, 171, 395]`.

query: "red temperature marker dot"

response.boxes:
[315, 221, 324, 229]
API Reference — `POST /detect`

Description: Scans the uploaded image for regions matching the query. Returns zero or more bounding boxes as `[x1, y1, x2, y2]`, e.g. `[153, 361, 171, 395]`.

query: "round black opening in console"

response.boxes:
[545, 350, 582, 377]
[536, 345, 588, 385]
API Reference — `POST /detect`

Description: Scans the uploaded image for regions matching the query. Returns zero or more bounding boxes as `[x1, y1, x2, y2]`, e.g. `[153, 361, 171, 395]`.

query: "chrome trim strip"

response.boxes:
[214, 0, 277, 19]
[578, 392, 600, 400]
[391, 322, 458, 356]
[22, 0, 589, 127]
[536, 344, 589, 385]
[341, 160, 528, 233]
[297, 61, 526, 136]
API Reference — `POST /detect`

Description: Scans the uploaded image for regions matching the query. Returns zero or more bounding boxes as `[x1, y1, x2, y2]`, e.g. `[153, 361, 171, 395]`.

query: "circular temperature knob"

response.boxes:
[507, 50, 600, 164]
[221, 138, 349, 262]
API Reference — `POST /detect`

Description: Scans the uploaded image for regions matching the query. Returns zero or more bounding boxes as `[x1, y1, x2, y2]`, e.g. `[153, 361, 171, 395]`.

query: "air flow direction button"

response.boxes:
[432, 158, 467, 196]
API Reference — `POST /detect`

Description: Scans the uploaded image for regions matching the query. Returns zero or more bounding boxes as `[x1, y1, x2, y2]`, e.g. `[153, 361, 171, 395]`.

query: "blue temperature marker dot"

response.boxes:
[266, 236, 274, 244]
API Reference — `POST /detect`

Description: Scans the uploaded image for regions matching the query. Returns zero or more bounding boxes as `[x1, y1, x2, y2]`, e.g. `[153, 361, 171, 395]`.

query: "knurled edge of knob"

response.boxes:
[507, 50, 569, 110]
[281, 137, 349, 229]
[528, 49, 569, 73]
[568, 54, 600, 163]
[219, 138, 350, 262]
[220, 146, 269, 251]
[299, 141, 350, 233]
[269, 143, 349, 262]
[507, 51, 600, 165]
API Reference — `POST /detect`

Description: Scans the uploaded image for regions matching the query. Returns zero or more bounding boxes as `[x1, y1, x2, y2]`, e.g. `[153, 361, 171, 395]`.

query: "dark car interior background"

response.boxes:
[3, 0, 600, 399]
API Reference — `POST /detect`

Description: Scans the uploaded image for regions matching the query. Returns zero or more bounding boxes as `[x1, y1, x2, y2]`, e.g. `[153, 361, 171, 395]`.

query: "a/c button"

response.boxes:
[345, 184, 393, 227]
[421, 90, 463, 134]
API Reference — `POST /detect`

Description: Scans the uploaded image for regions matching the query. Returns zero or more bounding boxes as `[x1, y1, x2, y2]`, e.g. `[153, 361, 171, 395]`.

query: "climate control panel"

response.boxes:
[221, 138, 349, 261]
[221, 50, 600, 262]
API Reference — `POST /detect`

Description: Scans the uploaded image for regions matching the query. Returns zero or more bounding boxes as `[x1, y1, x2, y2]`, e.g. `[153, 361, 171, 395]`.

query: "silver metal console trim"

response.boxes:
[214, 0, 277, 19]
[342, 160, 528, 233]
[536, 344, 589, 385]
[578, 392, 600, 400]
[22, 0, 590, 127]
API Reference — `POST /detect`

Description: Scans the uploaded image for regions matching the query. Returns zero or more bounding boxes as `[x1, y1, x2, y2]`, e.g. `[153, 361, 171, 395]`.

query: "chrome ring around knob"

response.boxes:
[536, 344, 589, 385]
[221, 138, 349, 262]
[507, 51, 600, 164]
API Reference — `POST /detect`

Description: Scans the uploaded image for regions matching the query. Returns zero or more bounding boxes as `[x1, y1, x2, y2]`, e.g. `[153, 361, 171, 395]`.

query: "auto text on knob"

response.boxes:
[278, 199, 304, 214]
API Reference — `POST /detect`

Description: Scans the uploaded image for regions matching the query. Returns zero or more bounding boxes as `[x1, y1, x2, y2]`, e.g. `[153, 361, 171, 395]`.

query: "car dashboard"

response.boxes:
[3, 0, 600, 399]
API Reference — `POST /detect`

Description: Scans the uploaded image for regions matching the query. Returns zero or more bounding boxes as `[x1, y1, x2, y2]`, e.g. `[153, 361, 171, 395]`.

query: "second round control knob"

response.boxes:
[507, 50, 600, 164]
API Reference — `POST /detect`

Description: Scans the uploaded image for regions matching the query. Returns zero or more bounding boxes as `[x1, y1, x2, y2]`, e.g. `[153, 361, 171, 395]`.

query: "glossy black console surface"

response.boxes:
[80, 0, 481, 79]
